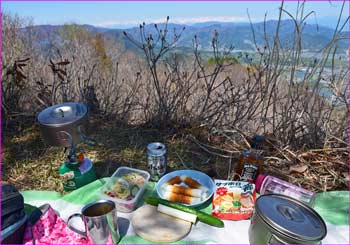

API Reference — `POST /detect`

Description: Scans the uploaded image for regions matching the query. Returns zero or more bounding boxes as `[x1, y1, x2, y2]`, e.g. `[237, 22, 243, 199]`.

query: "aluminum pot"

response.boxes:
[37, 102, 88, 147]
[249, 194, 327, 244]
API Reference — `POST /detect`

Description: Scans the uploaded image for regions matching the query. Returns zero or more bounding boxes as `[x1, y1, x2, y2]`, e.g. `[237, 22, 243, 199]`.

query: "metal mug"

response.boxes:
[67, 200, 120, 244]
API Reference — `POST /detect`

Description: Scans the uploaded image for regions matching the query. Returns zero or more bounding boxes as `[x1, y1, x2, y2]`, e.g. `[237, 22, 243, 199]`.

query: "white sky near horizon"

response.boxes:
[2, 1, 349, 29]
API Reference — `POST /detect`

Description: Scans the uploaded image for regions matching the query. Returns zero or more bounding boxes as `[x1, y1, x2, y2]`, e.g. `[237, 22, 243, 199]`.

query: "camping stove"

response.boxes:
[37, 102, 97, 191]
[58, 142, 97, 191]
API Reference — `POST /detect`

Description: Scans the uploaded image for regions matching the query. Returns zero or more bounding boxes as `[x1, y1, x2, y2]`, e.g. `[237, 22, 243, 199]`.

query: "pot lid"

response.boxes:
[38, 102, 87, 126]
[255, 194, 327, 242]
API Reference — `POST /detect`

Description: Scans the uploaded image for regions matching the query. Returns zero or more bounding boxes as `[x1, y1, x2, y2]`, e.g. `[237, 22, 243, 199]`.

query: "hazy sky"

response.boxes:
[2, 1, 349, 29]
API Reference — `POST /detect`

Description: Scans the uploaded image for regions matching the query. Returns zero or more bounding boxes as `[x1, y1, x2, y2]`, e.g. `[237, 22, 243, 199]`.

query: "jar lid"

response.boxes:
[147, 142, 166, 156]
[38, 102, 87, 126]
[255, 194, 327, 242]
[251, 135, 265, 149]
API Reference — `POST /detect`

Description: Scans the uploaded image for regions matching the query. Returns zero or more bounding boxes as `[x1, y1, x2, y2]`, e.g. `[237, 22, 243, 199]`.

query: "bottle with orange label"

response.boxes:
[234, 135, 264, 183]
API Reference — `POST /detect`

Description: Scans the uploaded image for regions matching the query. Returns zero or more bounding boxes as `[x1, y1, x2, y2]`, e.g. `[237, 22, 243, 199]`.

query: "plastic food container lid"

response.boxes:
[100, 167, 150, 210]
[255, 194, 327, 242]
[38, 102, 87, 126]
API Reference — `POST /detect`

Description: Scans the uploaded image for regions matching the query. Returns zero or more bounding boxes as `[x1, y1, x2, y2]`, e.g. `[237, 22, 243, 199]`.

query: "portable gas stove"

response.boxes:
[37, 102, 97, 191]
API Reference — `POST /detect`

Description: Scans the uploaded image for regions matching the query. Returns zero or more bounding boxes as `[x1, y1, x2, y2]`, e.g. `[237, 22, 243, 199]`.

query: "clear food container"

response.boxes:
[100, 167, 150, 212]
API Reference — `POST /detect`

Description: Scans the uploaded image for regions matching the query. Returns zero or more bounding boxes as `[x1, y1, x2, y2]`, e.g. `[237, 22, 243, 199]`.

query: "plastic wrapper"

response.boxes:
[212, 180, 256, 220]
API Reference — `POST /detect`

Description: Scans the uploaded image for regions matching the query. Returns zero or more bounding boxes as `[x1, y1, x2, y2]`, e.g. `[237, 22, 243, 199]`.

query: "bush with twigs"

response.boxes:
[2, 1, 349, 192]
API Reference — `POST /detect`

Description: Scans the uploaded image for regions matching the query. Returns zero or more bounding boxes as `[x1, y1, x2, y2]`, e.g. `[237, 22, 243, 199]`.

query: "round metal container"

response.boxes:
[249, 194, 327, 244]
[37, 102, 88, 147]
[147, 142, 167, 181]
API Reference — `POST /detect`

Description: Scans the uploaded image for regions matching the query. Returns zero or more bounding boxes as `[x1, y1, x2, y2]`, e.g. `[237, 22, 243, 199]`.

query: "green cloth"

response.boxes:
[21, 178, 349, 244]
[22, 178, 349, 225]
[21, 179, 215, 244]
[314, 191, 349, 225]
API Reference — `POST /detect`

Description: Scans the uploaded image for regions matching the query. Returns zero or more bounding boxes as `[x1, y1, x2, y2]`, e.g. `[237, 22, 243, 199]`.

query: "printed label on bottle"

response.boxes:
[241, 164, 258, 182]
[265, 183, 286, 194]
[265, 184, 305, 202]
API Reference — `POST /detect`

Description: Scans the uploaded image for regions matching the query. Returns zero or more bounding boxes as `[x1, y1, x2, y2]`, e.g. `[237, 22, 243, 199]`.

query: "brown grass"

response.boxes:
[2, 115, 348, 194]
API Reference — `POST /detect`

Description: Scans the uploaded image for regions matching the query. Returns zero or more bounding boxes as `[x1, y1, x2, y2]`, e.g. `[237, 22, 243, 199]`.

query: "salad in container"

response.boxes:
[100, 167, 150, 212]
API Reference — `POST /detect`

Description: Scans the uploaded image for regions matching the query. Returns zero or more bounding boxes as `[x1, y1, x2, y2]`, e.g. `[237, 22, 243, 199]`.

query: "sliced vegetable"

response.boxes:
[130, 185, 140, 197]
[144, 197, 224, 228]
[111, 178, 130, 199]
[157, 204, 197, 223]
[122, 172, 145, 187]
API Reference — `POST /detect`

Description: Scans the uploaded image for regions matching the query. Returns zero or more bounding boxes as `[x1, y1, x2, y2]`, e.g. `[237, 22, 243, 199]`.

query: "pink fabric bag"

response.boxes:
[23, 204, 113, 245]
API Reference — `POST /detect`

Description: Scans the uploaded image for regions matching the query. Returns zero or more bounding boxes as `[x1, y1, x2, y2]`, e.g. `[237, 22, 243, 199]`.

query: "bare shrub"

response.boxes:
[2, 0, 348, 150]
[238, 0, 350, 148]
[2, 14, 33, 115]
[1, 15, 147, 127]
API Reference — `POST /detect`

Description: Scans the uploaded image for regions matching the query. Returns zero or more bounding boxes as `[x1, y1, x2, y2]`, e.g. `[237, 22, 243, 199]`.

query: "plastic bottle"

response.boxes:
[234, 135, 265, 183]
[255, 174, 316, 206]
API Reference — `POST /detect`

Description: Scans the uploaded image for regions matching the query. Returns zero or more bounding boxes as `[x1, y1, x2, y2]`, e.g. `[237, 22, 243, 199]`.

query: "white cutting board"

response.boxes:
[131, 204, 192, 243]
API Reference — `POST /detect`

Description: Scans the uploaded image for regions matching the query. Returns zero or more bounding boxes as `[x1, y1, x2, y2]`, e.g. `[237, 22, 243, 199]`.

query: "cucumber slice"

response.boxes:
[130, 185, 140, 197]
[144, 196, 224, 228]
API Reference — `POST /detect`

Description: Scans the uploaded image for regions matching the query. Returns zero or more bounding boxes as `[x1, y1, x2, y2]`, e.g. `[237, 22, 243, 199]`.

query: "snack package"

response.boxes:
[212, 180, 256, 220]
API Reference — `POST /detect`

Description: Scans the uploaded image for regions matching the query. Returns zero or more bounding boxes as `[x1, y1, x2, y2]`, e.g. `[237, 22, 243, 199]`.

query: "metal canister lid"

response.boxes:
[147, 142, 166, 156]
[38, 102, 87, 126]
[255, 194, 327, 242]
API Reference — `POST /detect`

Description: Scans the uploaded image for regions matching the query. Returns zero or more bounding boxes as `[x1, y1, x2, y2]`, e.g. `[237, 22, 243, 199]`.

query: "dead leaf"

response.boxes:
[300, 152, 315, 159]
[57, 60, 70, 65]
[16, 70, 27, 81]
[17, 57, 30, 63]
[17, 63, 27, 70]
[57, 69, 67, 76]
[289, 164, 308, 174]
[57, 73, 65, 81]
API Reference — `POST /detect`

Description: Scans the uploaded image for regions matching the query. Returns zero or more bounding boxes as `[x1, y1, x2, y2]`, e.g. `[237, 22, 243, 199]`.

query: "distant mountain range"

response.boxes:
[27, 19, 349, 54]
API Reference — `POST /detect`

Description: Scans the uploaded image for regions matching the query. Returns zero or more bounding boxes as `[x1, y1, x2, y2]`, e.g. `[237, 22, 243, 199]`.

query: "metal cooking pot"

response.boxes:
[248, 194, 327, 244]
[37, 102, 89, 147]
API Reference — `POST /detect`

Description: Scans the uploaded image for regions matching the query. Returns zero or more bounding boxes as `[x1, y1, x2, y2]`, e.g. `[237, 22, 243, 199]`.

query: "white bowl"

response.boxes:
[156, 169, 215, 207]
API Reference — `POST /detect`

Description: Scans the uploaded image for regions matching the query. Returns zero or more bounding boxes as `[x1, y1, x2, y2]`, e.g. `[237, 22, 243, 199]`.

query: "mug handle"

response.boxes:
[57, 131, 76, 158]
[78, 125, 97, 146]
[67, 213, 87, 239]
